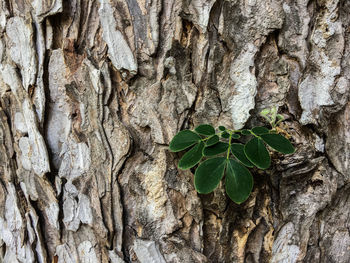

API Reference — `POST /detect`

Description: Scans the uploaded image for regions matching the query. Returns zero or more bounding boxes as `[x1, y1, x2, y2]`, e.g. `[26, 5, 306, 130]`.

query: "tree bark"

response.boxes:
[0, 0, 349, 262]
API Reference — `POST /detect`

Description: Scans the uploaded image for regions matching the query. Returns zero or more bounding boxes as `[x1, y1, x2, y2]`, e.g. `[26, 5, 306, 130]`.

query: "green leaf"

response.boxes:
[241, 129, 251, 135]
[225, 159, 253, 204]
[244, 137, 271, 169]
[232, 134, 240, 139]
[169, 130, 201, 152]
[195, 124, 215, 136]
[230, 143, 254, 168]
[194, 157, 226, 194]
[276, 114, 284, 125]
[276, 114, 284, 121]
[260, 108, 270, 117]
[260, 134, 295, 154]
[203, 142, 229, 156]
[206, 135, 219, 146]
[270, 106, 277, 116]
[221, 132, 230, 138]
[219, 126, 226, 131]
[252, 126, 269, 135]
[178, 142, 205, 170]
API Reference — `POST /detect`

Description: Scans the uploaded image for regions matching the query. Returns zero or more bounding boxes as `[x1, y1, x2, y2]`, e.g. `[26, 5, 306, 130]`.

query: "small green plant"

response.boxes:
[169, 108, 295, 204]
[259, 106, 284, 129]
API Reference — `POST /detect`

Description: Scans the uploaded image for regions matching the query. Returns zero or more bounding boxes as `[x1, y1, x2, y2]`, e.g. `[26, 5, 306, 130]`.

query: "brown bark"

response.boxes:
[0, 0, 349, 262]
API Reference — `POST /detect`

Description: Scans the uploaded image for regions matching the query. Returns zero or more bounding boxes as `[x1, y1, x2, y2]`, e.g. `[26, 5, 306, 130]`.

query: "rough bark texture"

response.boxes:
[0, 0, 349, 262]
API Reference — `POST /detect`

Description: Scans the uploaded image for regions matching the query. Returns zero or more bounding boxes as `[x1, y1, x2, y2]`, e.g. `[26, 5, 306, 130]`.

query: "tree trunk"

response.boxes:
[0, 0, 349, 262]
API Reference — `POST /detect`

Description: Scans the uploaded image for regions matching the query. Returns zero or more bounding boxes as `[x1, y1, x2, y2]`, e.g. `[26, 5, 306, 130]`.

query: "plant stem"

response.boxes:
[226, 131, 232, 160]
[200, 131, 225, 142]
[227, 129, 242, 133]
[249, 130, 259, 137]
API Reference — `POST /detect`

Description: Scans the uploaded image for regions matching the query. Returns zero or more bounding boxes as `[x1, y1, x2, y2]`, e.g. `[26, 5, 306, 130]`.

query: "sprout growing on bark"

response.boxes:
[169, 108, 295, 204]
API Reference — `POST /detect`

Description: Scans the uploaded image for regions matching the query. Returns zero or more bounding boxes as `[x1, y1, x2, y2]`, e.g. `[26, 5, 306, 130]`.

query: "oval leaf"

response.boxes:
[178, 142, 204, 170]
[206, 135, 219, 147]
[251, 126, 269, 135]
[232, 134, 240, 139]
[195, 157, 226, 194]
[219, 126, 226, 131]
[195, 124, 215, 136]
[241, 129, 251, 135]
[260, 133, 295, 154]
[169, 130, 201, 152]
[225, 159, 253, 204]
[203, 142, 229, 156]
[221, 132, 230, 138]
[230, 143, 254, 168]
[244, 137, 271, 169]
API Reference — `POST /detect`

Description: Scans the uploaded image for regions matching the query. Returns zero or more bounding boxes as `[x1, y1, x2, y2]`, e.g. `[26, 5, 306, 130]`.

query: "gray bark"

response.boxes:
[0, 0, 349, 262]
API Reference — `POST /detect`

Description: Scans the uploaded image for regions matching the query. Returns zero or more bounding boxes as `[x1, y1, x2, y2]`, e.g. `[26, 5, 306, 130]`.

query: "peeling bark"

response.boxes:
[0, 0, 349, 262]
